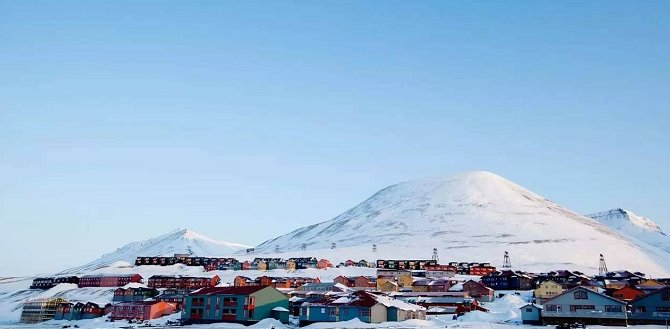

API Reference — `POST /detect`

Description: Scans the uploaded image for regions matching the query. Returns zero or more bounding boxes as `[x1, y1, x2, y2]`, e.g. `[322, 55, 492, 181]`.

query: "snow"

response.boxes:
[61, 229, 251, 274]
[588, 208, 670, 253]
[252, 171, 670, 276]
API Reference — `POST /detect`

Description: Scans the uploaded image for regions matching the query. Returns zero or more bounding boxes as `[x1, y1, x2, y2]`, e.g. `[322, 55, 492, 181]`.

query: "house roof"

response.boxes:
[630, 286, 670, 304]
[519, 303, 543, 310]
[190, 285, 269, 296]
[542, 286, 626, 305]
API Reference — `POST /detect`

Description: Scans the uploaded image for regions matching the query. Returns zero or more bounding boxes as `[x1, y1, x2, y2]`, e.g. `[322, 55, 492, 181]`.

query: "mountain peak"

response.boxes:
[588, 208, 665, 235]
[254, 172, 670, 276]
[60, 229, 251, 274]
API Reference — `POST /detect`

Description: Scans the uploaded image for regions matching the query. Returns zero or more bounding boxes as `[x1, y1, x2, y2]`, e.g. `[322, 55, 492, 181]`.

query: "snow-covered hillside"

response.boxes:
[61, 229, 251, 274]
[588, 208, 670, 253]
[254, 171, 670, 276]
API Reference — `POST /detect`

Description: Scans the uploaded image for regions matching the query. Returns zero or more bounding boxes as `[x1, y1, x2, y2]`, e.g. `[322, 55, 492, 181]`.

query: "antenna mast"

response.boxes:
[503, 251, 511, 268]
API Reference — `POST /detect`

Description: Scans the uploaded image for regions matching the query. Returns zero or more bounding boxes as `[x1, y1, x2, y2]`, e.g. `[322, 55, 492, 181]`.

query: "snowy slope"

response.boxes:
[60, 229, 251, 274]
[253, 171, 670, 276]
[588, 208, 670, 253]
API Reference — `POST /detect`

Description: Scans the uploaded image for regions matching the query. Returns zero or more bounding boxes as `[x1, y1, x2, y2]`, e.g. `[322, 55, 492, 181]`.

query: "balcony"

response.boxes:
[542, 310, 627, 319]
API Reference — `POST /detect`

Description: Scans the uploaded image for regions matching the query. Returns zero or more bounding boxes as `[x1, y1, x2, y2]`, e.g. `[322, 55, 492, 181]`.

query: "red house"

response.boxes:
[78, 274, 143, 288]
[613, 286, 645, 302]
[317, 259, 333, 269]
[469, 264, 497, 276]
[111, 301, 177, 320]
[344, 260, 356, 267]
[147, 275, 220, 289]
[463, 280, 495, 302]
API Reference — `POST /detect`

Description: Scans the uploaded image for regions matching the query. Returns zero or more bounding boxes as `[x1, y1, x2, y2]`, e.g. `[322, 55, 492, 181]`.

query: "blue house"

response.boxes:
[630, 286, 670, 324]
[541, 286, 628, 326]
[182, 285, 288, 324]
[299, 291, 425, 326]
[520, 304, 543, 325]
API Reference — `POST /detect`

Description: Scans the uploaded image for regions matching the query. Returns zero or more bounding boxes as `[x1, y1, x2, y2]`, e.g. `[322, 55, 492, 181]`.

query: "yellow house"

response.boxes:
[397, 274, 414, 288]
[378, 280, 399, 292]
[534, 280, 564, 300]
[286, 260, 297, 271]
[376, 276, 390, 291]
[257, 260, 268, 271]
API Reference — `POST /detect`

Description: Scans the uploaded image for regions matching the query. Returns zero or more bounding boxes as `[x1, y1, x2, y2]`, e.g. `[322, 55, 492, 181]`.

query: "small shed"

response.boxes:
[520, 303, 542, 325]
[272, 306, 290, 324]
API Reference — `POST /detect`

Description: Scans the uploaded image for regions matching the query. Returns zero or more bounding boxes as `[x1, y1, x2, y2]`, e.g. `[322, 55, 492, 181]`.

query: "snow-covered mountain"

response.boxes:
[588, 208, 670, 253]
[60, 229, 251, 274]
[254, 171, 670, 276]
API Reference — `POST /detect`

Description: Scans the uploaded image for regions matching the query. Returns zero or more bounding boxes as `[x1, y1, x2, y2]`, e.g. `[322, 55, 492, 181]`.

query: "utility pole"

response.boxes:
[432, 248, 439, 262]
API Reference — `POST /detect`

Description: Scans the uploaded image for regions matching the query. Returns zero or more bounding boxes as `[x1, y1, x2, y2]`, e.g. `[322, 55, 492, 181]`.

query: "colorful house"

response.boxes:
[481, 270, 534, 290]
[317, 259, 334, 269]
[78, 274, 142, 288]
[299, 290, 425, 325]
[520, 304, 543, 325]
[534, 280, 565, 302]
[113, 287, 160, 302]
[612, 286, 645, 302]
[463, 280, 495, 302]
[156, 289, 192, 310]
[147, 275, 220, 289]
[110, 301, 177, 321]
[636, 279, 668, 295]
[182, 285, 289, 324]
[540, 286, 627, 326]
[630, 286, 670, 324]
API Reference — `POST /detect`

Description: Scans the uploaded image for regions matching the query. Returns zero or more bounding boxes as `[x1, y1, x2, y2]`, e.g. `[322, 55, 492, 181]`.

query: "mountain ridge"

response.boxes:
[253, 171, 670, 276]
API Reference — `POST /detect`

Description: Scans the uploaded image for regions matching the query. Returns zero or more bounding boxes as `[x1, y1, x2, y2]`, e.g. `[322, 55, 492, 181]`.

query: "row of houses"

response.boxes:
[30, 274, 144, 290]
[521, 286, 670, 326]
[233, 275, 321, 289]
[134, 255, 363, 271]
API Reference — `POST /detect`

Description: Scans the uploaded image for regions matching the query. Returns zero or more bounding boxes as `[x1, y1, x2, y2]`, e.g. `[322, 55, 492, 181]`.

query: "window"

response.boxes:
[570, 305, 595, 312]
[321, 308, 325, 314]
[526, 308, 533, 313]
[545, 305, 562, 312]
[605, 305, 623, 313]
[662, 292, 670, 302]
[657, 307, 670, 312]
[633, 306, 646, 313]
[574, 291, 589, 300]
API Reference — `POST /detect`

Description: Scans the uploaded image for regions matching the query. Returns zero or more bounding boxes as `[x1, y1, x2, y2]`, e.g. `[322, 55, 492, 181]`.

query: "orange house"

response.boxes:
[111, 301, 177, 320]
[233, 276, 252, 287]
[613, 286, 645, 302]
[317, 259, 333, 269]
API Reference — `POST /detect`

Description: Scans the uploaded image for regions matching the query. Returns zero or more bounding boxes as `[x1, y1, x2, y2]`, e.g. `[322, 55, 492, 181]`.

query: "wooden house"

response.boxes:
[81, 302, 107, 319]
[113, 287, 159, 302]
[520, 304, 543, 325]
[534, 280, 565, 302]
[111, 301, 177, 321]
[147, 275, 220, 289]
[635, 279, 667, 294]
[469, 263, 496, 276]
[397, 274, 415, 288]
[463, 280, 495, 302]
[612, 286, 645, 302]
[299, 290, 425, 326]
[78, 274, 142, 288]
[540, 286, 627, 326]
[481, 270, 534, 290]
[630, 286, 670, 324]
[182, 285, 289, 324]
[344, 260, 356, 267]
[156, 289, 192, 310]
[317, 259, 333, 269]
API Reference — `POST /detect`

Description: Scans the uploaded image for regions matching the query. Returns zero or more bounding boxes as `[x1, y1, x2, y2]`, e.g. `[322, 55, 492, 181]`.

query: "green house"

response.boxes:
[183, 285, 288, 324]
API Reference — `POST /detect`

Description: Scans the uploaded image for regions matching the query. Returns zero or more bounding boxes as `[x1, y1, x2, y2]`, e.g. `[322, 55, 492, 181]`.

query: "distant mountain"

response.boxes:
[588, 208, 670, 253]
[60, 229, 250, 274]
[254, 171, 670, 276]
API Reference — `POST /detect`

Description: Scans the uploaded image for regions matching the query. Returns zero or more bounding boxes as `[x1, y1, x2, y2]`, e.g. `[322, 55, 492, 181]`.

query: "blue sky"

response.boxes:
[1, 1, 668, 276]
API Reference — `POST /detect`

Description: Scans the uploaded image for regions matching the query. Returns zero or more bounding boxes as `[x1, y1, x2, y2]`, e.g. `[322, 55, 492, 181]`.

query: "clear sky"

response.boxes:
[1, 1, 668, 276]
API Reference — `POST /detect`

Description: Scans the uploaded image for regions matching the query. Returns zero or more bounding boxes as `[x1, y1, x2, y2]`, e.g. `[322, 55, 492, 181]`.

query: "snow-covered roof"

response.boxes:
[272, 306, 289, 312]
